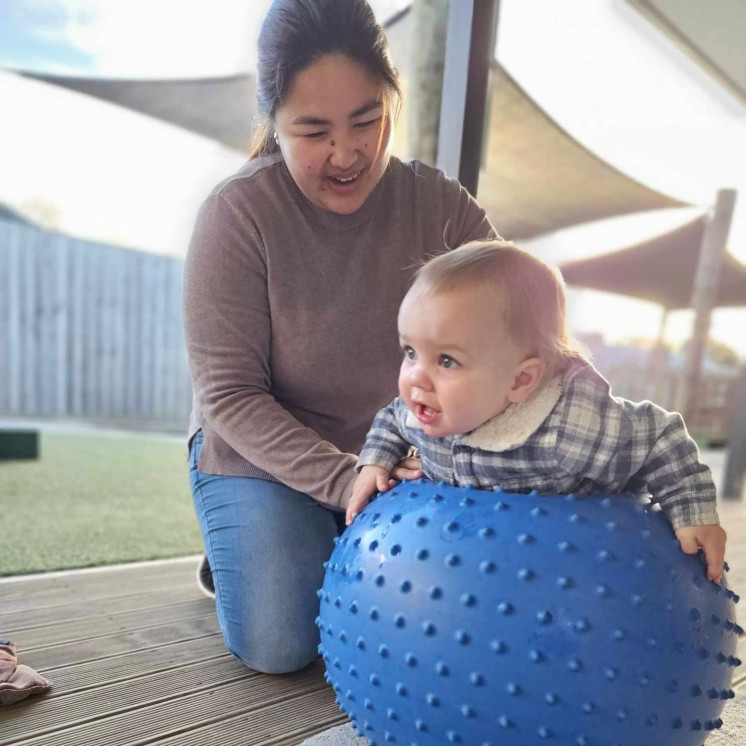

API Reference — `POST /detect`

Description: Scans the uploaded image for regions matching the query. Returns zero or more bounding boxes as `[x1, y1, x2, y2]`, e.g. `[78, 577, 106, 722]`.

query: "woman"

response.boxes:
[183, 0, 496, 674]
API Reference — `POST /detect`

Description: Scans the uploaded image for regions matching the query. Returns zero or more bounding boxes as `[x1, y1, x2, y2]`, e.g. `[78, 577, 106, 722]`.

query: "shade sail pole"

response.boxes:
[679, 189, 737, 422]
[648, 306, 670, 376]
[723, 363, 746, 500]
[436, 0, 500, 197]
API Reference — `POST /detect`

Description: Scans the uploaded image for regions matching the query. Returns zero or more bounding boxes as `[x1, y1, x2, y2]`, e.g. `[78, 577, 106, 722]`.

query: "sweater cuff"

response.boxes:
[665, 503, 720, 531]
[322, 465, 359, 512]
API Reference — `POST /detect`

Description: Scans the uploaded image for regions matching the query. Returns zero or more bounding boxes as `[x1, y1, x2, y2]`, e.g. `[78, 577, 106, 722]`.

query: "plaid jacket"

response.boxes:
[358, 359, 718, 529]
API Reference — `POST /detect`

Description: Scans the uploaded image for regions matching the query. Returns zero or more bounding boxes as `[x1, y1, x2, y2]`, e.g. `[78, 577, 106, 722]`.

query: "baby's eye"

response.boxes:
[440, 355, 459, 369]
[402, 346, 416, 361]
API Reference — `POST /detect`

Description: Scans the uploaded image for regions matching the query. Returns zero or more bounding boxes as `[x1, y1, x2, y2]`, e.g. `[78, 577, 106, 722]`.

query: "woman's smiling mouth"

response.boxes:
[332, 171, 361, 183]
[326, 169, 365, 192]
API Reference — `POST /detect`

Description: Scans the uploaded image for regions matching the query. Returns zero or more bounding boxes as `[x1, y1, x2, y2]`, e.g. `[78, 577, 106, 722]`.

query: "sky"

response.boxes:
[0, 0, 744, 356]
[0, 0, 408, 76]
[0, 0, 256, 76]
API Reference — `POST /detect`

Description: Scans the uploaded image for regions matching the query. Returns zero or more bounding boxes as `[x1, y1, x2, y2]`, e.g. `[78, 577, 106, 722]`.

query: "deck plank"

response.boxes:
[10, 600, 214, 651]
[148, 687, 346, 746]
[21, 616, 220, 671]
[0, 584, 200, 630]
[1, 663, 329, 746]
[0, 654, 247, 742]
[32, 634, 228, 694]
[0, 559, 200, 609]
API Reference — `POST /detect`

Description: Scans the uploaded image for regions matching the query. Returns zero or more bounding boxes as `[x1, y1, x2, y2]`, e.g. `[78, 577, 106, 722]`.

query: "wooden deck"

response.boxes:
[1, 500, 745, 746]
[0, 558, 346, 745]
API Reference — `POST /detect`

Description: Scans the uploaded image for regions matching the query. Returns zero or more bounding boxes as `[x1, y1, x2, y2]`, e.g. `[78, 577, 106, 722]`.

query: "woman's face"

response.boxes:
[274, 54, 392, 215]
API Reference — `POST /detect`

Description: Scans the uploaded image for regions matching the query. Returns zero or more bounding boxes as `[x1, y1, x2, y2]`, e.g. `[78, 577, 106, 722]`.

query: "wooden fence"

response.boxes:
[0, 219, 192, 430]
[603, 363, 738, 442]
[0, 217, 739, 441]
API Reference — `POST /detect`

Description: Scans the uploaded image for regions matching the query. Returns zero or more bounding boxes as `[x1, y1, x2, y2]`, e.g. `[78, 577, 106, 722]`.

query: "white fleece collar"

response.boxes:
[405, 376, 563, 453]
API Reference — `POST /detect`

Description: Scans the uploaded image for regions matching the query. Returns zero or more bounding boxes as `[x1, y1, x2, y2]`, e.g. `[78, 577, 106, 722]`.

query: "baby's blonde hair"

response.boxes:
[411, 240, 581, 378]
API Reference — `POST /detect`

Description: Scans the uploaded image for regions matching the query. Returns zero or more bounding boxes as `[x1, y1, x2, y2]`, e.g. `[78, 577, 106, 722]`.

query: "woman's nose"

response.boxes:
[328, 137, 357, 170]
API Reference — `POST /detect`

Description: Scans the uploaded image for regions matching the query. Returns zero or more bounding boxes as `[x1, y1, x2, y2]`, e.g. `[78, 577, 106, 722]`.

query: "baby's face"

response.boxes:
[397, 284, 529, 438]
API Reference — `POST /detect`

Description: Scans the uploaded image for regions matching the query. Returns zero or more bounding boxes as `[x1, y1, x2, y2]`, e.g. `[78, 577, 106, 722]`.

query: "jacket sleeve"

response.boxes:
[182, 193, 357, 510]
[554, 370, 719, 530]
[357, 398, 412, 472]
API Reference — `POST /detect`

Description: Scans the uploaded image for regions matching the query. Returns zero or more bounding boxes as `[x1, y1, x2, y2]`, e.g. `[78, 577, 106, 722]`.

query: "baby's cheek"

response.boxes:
[397, 371, 410, 399]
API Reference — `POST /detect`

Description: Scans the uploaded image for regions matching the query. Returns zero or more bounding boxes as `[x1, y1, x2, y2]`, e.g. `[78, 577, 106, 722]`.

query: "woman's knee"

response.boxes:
[224, 628, 319, 674]
[192, 475, 337, 674]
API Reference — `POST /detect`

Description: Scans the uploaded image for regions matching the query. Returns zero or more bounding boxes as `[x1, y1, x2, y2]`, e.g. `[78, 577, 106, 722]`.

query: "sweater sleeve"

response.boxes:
[439, 169, 500, 247]
[554, 370, 719, 530]
[182, 193, 357, 510]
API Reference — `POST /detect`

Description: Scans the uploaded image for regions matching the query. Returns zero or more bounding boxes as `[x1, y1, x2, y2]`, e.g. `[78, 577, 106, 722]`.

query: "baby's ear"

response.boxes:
[508, 357, 544, 404]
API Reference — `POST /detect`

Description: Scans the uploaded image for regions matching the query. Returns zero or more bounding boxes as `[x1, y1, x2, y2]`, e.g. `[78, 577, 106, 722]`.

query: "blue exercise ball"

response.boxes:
[318, 481, 740, 746]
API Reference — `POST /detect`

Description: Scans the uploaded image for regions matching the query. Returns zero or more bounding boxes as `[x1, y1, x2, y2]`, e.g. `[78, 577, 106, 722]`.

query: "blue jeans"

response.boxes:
[189, 430, 345, 674]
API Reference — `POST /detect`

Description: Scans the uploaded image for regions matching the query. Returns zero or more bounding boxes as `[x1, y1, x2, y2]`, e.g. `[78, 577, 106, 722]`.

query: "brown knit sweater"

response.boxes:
[182, 153, 495, 510]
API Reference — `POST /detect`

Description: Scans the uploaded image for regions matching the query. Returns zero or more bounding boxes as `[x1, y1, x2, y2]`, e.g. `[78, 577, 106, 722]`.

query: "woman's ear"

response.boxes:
[507, 357, 544, 404]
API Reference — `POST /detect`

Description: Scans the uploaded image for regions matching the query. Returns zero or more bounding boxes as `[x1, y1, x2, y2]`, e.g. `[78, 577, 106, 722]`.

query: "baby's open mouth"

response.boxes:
[415, 403, 440, 425]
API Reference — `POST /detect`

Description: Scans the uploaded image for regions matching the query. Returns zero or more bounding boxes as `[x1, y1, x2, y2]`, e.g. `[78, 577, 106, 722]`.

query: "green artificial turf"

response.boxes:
[0, 431, 204, 576]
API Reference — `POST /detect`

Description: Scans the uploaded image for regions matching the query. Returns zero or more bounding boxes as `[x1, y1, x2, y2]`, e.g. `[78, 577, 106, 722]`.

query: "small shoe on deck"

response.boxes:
[0, 640, 52, 706]
[196, 554, 216, 600]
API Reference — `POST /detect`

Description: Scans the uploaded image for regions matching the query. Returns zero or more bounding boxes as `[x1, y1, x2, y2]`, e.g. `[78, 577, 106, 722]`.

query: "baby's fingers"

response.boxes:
[391, 466, 424, 481]
[376, 474, 397, 493]
[703, 543, 725, 584]
[676, 526, 727, 584]
[677, 532, 700, 555]
[346, 496, 366, 526]
[345, 505, 355, 526]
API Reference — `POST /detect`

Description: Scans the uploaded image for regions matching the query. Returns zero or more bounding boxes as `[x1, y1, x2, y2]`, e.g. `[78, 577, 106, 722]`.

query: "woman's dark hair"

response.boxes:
[249, 0, 402, 159]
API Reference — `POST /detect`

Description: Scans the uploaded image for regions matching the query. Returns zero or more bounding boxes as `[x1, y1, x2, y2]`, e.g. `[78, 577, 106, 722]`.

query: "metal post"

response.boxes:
[679, 189, 737, 421]
[723, 362, 746, 499]
[436, 0, 500, 196]
[408, 0, 450, 165]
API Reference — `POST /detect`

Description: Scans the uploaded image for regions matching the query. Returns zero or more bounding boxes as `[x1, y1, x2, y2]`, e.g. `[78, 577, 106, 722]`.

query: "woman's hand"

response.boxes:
[391, 456, 423, 482]
[346, 465, 395, 526]
[675, 524, 727, 583]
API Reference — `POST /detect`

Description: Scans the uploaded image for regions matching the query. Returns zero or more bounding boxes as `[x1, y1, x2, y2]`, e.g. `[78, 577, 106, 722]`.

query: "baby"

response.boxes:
[346, 240, 726, 582]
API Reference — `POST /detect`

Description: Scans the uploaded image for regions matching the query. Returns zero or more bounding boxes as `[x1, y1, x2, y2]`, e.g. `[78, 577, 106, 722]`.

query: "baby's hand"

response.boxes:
[675, 524, 727, 583]
[346, 465, 396, 526]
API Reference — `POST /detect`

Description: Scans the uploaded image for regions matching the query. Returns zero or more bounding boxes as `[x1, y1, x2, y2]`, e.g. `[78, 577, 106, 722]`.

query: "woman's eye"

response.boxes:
[304, 132, 326, 139]
[440, 355, 458, 369]
[354, 118, 381, 129]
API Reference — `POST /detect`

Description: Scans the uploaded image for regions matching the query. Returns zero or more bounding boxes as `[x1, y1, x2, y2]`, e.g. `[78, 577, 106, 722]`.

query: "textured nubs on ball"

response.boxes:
[318, 481, 740, 746]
